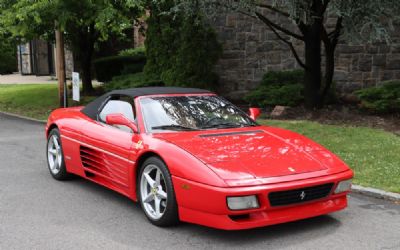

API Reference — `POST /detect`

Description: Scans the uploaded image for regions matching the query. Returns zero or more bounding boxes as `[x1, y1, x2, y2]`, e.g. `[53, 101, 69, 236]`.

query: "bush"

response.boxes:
[244, 70, 305, 107]
[354, 81, 400, 113]
[144, 1, 222, 90]
[0, 38, 17, 74]
[118, 46, 145, 57]
[104, 72, 164, 92]
[93, 54, 146, 82]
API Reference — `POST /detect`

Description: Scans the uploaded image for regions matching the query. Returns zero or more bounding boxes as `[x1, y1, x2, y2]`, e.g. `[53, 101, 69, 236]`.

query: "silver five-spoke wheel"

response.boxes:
[140, 164, 168, 220]
[47, 134, 62, 175]
[46, 128, 69, 180]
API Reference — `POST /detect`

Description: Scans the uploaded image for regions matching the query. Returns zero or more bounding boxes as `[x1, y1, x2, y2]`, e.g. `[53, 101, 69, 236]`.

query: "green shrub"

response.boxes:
[0, 38, 17, 74]
[354, 81, 400, 113]
[144, 1, 222, 90]
[104, 72, 164, 92]
[118, 46, 145, 57]
[93, 54, 146, 82]
[244, 70, 305, 107]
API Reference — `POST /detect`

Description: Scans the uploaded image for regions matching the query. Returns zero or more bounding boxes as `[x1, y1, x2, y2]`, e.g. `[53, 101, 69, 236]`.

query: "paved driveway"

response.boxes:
[0, 73, 56, 84]
[0, 113, 399, 250]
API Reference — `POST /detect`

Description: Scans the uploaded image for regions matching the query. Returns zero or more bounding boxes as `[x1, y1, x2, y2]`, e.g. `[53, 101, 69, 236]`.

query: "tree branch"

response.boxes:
[255, 12, 304, 41]
[257, 3, 290, 17]
[321, 0, 330, 15]
[328, 17, 343, 45]
[261, 18, 306, 69]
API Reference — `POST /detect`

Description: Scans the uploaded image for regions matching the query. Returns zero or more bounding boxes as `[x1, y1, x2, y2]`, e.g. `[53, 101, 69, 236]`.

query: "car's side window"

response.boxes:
[98, 95, 136, 132]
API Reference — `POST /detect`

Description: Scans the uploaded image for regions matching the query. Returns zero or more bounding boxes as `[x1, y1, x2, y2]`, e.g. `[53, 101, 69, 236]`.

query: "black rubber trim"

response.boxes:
[198, 130, 264, 138]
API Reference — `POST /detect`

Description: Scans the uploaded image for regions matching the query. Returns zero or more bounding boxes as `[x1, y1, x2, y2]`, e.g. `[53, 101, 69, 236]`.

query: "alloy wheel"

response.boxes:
[140, 164, 168, 220]
[47, 134, 62, 175]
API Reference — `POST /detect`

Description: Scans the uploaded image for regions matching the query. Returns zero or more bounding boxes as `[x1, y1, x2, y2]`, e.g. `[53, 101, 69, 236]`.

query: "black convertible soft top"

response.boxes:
[81, 87, 212, 120]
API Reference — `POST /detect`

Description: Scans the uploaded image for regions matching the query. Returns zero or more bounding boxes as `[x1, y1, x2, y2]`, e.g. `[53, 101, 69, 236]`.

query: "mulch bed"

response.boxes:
[264, 105, 400, 135]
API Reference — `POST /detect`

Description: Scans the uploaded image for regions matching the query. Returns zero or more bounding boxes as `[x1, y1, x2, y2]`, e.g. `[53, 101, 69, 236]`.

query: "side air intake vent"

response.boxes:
[79, 146, 128, 188]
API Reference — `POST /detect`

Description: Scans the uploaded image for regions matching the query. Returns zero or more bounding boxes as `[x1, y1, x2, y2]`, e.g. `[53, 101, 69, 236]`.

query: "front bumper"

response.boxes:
[172, 170, 353, 230]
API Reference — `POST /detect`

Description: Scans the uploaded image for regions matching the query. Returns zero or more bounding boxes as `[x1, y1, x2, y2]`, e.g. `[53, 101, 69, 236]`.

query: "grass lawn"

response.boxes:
[260, 120, 400, 193]
[0, 84, 94, 120]
[1, 84, 399, 192]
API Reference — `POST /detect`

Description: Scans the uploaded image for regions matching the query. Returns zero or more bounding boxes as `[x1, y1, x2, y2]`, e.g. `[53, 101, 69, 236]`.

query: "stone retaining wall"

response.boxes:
[212, 12, 400, 99]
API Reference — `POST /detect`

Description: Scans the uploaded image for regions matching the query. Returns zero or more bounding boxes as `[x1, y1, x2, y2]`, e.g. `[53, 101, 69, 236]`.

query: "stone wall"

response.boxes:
[212, 12, 400, 99]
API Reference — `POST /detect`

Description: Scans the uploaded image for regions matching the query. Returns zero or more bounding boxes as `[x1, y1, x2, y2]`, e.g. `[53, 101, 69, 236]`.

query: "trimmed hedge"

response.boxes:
[118, 46, 145, 57]
[244, 70, 305, 107]
[104, 72, 164, 92]
[93, 54, 146, 82]
[354, 81, 400, 113]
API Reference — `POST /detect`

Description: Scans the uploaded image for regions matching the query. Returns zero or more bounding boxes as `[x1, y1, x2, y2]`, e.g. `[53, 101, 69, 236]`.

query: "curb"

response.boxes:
[1, 110, 399, 202]
[0, 111, 46, 124]
[352, 185, 400, 202]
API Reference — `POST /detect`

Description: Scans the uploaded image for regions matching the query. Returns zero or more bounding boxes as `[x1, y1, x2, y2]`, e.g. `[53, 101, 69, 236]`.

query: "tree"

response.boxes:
[144, 0, 222, 90]
[174, 0, 399, 108]
[0, 0, 144, 94]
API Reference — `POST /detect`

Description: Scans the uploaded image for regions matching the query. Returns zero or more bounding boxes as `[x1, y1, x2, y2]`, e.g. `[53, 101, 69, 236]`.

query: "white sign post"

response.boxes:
[72, 72, 80, 102]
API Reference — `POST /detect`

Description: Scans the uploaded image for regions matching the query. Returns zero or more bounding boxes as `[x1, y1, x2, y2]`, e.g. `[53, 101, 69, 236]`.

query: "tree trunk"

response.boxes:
[303, 23, 322, 109]
[321, 46, 335, 105]
[67, 23, 97, 96]
[81, 53, 94, 95]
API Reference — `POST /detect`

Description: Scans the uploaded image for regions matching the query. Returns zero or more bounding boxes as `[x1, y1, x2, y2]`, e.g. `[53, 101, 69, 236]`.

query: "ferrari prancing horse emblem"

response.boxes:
[300, 191, 306, 200]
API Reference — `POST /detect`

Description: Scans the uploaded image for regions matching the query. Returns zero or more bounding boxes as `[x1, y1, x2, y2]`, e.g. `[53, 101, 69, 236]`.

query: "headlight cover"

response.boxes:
[227, 195, 259, 210]
[334, 179, 352, 194]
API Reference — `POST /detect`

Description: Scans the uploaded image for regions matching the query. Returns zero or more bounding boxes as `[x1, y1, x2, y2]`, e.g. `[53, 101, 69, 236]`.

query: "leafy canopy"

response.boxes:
[174, 0, 400, 43]
[0, 0, 144, 43]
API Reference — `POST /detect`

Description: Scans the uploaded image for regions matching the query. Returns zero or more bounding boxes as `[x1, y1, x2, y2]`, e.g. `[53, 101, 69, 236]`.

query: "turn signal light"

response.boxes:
[227, 195, 259, 210]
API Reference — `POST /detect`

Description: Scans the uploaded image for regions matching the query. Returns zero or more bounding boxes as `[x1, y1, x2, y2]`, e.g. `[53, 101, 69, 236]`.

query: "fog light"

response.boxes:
[227, 195, 259, 210]
[334, 179, 352, 194]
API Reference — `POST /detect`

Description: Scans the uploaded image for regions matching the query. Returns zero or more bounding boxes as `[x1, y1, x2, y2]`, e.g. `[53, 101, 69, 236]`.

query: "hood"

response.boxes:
[154, 127, 348, 181]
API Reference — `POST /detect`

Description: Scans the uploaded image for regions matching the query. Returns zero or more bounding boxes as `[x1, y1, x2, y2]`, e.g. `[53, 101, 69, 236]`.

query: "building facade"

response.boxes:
[17, 39, 74, 78]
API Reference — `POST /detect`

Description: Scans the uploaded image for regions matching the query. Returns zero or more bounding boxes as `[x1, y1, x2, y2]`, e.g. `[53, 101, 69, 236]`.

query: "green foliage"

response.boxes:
[0, 36, 17, 74]
[0, 0, 143, 42]
[144, 1, 222, 90]
[118, 46, 146, 57]
[354, 81, 400, 113]
[0, 0, 145, 92]
[93, 55, 146, 82]
[244, 70, 305, 107]
[104, 72, 164, 92]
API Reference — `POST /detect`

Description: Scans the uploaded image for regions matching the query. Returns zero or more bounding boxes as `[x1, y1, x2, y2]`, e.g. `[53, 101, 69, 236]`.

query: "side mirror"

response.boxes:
[249, 108, 261, 121]
[106, 113, 138, 133]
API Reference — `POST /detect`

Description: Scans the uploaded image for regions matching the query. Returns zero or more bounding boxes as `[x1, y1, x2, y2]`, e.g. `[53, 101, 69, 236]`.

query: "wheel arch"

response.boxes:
[47, 123, 59, 138]
[133, 151, 167, 201]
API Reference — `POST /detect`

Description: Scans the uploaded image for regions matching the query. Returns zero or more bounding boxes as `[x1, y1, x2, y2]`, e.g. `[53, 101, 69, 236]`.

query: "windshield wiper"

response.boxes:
[151, 124, 197, 131]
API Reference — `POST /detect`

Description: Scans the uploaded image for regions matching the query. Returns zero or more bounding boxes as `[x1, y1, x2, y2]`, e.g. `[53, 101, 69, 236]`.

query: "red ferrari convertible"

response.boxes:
[45, 87, 353, 230]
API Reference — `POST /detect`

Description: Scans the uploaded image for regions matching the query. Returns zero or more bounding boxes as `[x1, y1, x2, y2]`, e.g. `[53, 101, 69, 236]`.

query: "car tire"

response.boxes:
[138, 156, 179, 227]
[46, 128, 70, 180]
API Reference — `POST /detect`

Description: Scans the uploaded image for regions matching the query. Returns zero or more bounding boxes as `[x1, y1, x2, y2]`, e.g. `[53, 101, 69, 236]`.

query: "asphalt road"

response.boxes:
[1, 113, 399, 250]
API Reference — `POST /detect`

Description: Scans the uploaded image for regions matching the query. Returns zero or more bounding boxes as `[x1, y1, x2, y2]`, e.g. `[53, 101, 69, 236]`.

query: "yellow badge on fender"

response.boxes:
[181, 184, 191, 190]
[135, 140, 143, 149]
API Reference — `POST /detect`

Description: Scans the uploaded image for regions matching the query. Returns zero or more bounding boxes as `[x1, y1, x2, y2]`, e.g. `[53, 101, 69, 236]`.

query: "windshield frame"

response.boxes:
[137, 93, 258, 133]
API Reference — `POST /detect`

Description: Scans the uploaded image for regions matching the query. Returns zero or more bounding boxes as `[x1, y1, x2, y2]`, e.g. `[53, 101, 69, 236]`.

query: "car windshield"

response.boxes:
[140, 95, 258, 132]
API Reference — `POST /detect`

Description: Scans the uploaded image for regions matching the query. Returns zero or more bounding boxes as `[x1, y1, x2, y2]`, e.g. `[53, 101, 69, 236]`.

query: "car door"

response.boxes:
[79, 95, 140, 195]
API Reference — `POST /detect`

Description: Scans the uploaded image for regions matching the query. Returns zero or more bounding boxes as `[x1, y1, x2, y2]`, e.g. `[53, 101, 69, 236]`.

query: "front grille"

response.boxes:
[268, 183, 334, 207]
